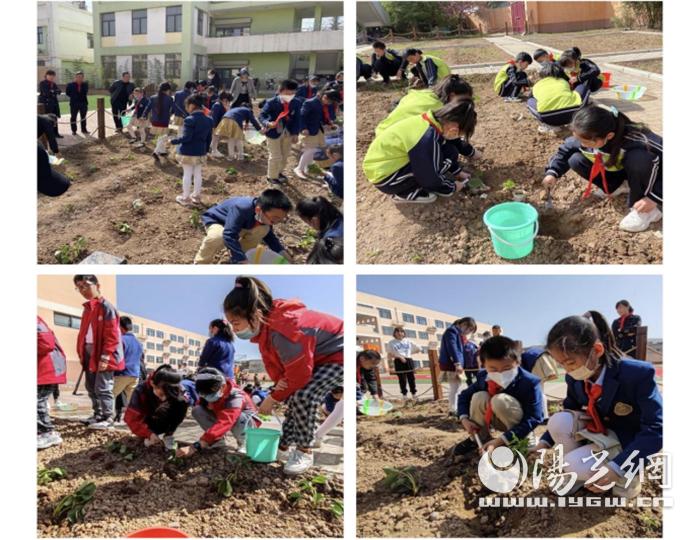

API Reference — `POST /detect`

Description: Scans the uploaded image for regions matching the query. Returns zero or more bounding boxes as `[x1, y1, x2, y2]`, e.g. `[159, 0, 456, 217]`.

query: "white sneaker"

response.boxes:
[390, 192, 437, 204]
[538, 124, 556, 134]
[176, 195, 192, 207]
[619, 207, 662, 233]
[277, 447, 291, 462]
[211, 150, 225, 158]
[283, 449, 314, 476]
[310, 438, 323, 449]
[593, 184, 630, 199]
[503, 96, 521, 103]
[81, 415, 99, 426]
[163, 435, 176, 451]
[38, 431, 63, 450]
[88, 418, 114, 430]
[293, 167, 308, 180]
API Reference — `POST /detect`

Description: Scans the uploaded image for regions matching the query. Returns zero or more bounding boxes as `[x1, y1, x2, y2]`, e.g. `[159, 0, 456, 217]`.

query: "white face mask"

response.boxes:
[280, 94, 294, 103]
[568, 351, 598, 381]
[487, 367, 518, 388]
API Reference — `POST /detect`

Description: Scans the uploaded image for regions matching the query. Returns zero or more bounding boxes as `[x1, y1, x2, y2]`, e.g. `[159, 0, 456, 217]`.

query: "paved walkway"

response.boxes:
[484, 35, 663, 133]
[51, 109, 137, 150]
[52, 390, 343, 475]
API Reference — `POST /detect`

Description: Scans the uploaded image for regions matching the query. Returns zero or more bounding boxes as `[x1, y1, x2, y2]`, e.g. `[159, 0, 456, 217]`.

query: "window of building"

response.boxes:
[402, 313, 415, 324]
[170, 346, 177, 353]
[177, 335, 184, 343]
[38, 27, 45, 45]
[131, 54, 148, 80]
[178, 348, 184, 354]
[146, 327, 155, 337]
[53, 312, 81, 330]
[435, 320, 444, 329]
[156, 330, 164, 338]
[381, 326, 394, 336]
[132, 9, 147, 35]
[197, 8, 204, 36]
[132, 324, 140, 334]
[101, 12, 116, 37]
[166, 5, 182, 33]
[320, 16, 343, 30]
[405, 329, 417, 339]
[377, 308, 392, 319]
[87, 32, 94, 49]
[416, 316, 427, 326]
[169, 333, 177, 341]
[165, 53, 181, 79]
[156, 343, 163, 351]
[418, 331, 429, 340]
[101, 55, 117, 81]
[214, 24, 251, 37]
[147, 355, 155, 363]
[188, 338, 195, 346]
[300, 17, 316, 32]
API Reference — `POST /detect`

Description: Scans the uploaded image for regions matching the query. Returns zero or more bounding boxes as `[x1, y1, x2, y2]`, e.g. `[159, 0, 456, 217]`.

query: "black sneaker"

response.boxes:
[71, 131, 78, 136]
[267, 177, 282, 186]
[451, 438, 478, 462]
[81, 129, 89, 134]
[278, 173, 289, 183]
[152, 152, 161, 163]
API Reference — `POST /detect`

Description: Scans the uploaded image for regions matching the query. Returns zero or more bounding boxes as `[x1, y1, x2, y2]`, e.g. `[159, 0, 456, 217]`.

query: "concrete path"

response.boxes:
[484, 35, 663, 133]
[51, 109, 139, 150]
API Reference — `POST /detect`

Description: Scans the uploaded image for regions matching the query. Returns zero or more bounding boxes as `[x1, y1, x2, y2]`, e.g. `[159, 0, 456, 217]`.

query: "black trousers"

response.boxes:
[38, 144, 70, 197]
[111, 101, 127, 130]
[394, 357, 417, 396]
[70, 103, 88, 133]
[232, 94, 251, 108]
[499, 81, 525, 98]
[41, 101, 61, 136]
[375, 59, 402, 83]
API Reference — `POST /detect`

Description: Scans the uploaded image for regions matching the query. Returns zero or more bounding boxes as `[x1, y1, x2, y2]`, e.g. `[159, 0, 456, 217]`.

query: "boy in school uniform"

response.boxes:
[323, 144, 343, 199]
[493, 53, 533, 101]
[296, 74, 320, 100]
[399, 48, 450, 87]
[65, 71, 89, 135]
[452, 336, 544, 459]
[194, 189, 294, 264]
[38, 70, 62, 137]
[173, 81, 196, 137]
[259, 79, 302, 185]
[371, 41, 404, 83]
[294, 89, 342, 179]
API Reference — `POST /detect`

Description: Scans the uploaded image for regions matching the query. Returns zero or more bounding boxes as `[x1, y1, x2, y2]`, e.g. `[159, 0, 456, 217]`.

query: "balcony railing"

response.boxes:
[202, 29, 343, 55]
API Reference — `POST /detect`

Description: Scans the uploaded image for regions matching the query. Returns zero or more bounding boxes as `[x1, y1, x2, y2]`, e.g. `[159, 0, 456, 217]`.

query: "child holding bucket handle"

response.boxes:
[528, 312, 662, 498]
[363, 98, 476, 204]
[222, 276, 343, 475]
[176, 367, 258, 458]
[125, 88, 151, 146]
[542, 105, 662, 232]
[439, 317, 478, 415]
[216, 102, 263, 160]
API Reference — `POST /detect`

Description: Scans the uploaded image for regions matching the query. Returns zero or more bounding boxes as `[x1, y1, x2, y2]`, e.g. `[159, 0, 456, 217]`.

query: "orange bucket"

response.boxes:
[601, 72, 612, 88]
[127, 528, 189, 538]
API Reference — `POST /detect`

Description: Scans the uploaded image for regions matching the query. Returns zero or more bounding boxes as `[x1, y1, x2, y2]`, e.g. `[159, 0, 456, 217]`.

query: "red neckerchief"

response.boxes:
[421, 112, 443, 135]
[619, 314, 629, 332]
[322, 103, 331, 124]
[581, 152, 610, 201]
[484, 379, 502, 429]
[548, 53, 555, 62]
[307, 85, 313, 99]
[274, 98, 291, 125]
[584, 380, 607, 434]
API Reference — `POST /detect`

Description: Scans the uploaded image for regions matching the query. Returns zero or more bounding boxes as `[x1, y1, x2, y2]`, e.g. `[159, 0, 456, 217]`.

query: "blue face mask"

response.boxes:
[235, 327, 257, 340]
[202, 390, 222, 402]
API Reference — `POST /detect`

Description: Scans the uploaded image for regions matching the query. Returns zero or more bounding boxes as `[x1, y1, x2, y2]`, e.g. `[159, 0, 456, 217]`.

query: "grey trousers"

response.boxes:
[38, 384, 56, 434]
[85, 370, 115, 420]
[192, 405, 255, 446]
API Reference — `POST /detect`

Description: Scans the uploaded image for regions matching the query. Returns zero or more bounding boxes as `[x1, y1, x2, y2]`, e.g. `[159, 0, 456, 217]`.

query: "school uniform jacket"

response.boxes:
[37, 316, 67, 386]
[572, 58, 601, 86]
[198, 335, 236, 379]
[201, 196, 285, 263]
[458, 367, 544, 443]
[125, 373, 188, 439]
[541, 358, 663, 468]
[295, 84, 318, 100]
[493, 62, 529, 94]
[327, 160, 343, 199]
[612, 315, 642, 354]
[545, 131, 663, 205]
[521, 346, 546, 373]
[172, 89, 191, 118]
[197, 379, 258, 445]
[170, 110, 214, 156]
[76, 297, 125, 373]
[322, 216, 343, 240]
[259, 96, 301, 139]
[251, 299, 344, 402]
[463, 339, 479, 370]
[180, 379, 199, 407]
[210, 101, 227, 128]
[224, 107, 262, 130]
[65, 81, 89, 106]
[301, 96, 329, 135]
[371, 49, 403, 72]
[38, 79, 61, 109]
[439, 324, 465, 372]
[116, 332, 143, 377]
[363, 110, 461, 193]
[132, 96, 152, 119]
[149, 94, 175, 128]
[401, 54, 450, 86]
[532, 77, 582, 112]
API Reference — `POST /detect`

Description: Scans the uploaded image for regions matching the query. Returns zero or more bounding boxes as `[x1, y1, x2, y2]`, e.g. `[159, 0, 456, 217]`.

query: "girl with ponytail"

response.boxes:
[529, 313, 662, 498]
[543, 104, 663, 232]
[222, 276, 343, 475]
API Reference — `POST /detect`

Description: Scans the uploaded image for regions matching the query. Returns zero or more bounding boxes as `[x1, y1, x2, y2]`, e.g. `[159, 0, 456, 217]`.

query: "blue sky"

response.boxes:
[357, 275, 662, 344]
[117, 275, 343, 358]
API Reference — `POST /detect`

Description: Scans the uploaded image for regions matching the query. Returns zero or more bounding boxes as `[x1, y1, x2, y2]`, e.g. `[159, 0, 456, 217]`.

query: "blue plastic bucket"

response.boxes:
[483, 202, 539, 260]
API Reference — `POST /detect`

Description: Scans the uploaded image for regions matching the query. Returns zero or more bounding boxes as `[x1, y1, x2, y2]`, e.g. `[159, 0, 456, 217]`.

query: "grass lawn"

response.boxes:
[56, 94, 110, 112]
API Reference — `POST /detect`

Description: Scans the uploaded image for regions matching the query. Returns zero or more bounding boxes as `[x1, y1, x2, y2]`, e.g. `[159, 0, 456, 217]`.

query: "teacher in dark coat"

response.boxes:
[108, 71, 135, 132]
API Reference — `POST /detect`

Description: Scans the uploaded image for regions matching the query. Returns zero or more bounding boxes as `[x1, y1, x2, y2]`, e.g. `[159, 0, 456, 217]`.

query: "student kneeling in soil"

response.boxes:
[294, 89, 342, 179]
[370, 41, 405, 84]
[38, 316, 68, 449]
[125, 364, 190, 450]
[558, 47, 603, 97]
[376, 75, 481, 160]
[529, 312, 662, 497]
[194, 189, 293, 264]
[177, 368, 259, 458]
[398, 48, 451, 87]
[542, 105, 663, 232]
[528, 62, 588, 134]
[452, 336, 544, 460]
[357, 56, 373, 82]
[493, 52, 533, 102]
[297, 196, 343, 241]
[222, 276, 344, 475]
[215, 102, 262, 160]
[363, 99, 476, 204]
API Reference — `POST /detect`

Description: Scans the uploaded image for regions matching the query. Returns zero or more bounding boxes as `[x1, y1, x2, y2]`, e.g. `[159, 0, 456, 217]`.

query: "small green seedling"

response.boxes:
[506, 434, 530, 456]
[299, 229, 317, 250]
[214, 454, 253, 498]
[307, 163, 325, 176]
[115, 222, 133, 236]
[383, 466, 420, 496]
[502, 179, 517, 191]
[54, 236, 87, 264]
[288, 475, 328, 507]
[226, 166, 238, 176]
[189, 209, 202, 229]
[38, 467, 67, 486]
[330, 499, 343, 519]
[107, 441, 135, 461]
[87, 164, 99, 174]
[53, 482, 96, 525]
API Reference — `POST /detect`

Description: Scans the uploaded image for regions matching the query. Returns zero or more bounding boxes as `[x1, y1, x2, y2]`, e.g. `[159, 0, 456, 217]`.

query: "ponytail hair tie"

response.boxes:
[608, 105, 619, 118]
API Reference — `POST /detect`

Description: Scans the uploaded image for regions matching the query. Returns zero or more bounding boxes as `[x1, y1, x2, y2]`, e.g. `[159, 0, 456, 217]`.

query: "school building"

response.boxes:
[356, 291, 492, 369]
[37, 1, 95, 83]
[37, 275, 209, 388]
[91, 1, 344, 92]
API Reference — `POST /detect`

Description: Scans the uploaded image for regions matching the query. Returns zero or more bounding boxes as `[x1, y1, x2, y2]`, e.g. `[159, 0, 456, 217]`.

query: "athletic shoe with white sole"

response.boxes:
[283, 449, 314, 476]
[164, 435, 176, 451]
[81, 415, 99, 426]
[593, 184, 630, 199]
[88, 418, 114, 430]
[277, 447, 291, 462]
[293, 167, 308, 180]
[619, 207, 662, 233]
[390, 191, 437, 204]
[37, 431, 63, 450]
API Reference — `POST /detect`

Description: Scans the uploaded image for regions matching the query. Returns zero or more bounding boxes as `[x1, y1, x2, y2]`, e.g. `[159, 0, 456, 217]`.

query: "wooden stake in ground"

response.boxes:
[428, 345, 443, 400]
[97, 97, 105, 140]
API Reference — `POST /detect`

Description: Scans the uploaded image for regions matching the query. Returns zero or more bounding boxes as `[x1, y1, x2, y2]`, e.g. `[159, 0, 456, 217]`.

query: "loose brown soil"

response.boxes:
[356, 76, 662, 264]
[38, 135, 341, 264]
[615, 58, 663, 74]
[359, 39, 511, 65]
[357, 400, 663, 538]
[38, 420, 343, 538]
[517, 30, 662, 55]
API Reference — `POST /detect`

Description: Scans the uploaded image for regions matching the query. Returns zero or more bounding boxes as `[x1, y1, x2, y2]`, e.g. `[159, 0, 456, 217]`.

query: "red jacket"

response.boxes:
[197, 379, 258, 445]
[251, 299, 343, 402]
[124, 373, 189, 439]
[37, 316, 67, 386]
[76, 297, 124, 373]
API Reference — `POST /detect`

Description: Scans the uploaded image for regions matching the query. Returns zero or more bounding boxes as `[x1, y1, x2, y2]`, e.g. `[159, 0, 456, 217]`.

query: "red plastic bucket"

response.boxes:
[601, 72, 612, 88]
[127, 528, 189, 538]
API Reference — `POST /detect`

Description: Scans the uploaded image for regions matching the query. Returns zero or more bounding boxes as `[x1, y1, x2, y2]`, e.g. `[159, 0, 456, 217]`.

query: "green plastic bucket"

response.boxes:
[483, 202, 539, 260]
[122, 114, 132, 126]
[244, 426, 281, 463]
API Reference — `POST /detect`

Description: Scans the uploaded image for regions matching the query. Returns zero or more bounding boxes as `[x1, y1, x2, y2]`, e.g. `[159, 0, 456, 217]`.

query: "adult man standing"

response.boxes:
[38, 69, 62, 138]
[109, 71, 135, 132]
[65, 71, 89, 135]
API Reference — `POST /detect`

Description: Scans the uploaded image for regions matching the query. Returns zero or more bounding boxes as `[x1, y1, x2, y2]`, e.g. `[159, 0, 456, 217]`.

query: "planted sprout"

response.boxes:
[37, 467, 67, 486]
[214, 454, 253, 498]
[53, 482, 96, 525]
[288, 475, 328, 507]
[382, 466, 420, 496]
[507, 434, 530, 456]
[189, 209, 202, 229]
[299, 229, 317, 250]
[502, 179, 517, 191]
[330, 499, 343, 519]
[54, 236, 87, 264]
[226, 166, 238, 176]
[132, 199, 145, 213]
[115, 222, 134, 236]
[307, 163, 325, 176]
[107, 441, 136, 461]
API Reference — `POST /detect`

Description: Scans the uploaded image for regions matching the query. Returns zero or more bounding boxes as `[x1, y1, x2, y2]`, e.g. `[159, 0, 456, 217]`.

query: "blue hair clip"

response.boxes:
[609, 105, 619, 118]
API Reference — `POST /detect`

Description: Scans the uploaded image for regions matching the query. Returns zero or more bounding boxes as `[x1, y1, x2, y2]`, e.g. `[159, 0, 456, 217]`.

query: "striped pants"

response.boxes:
[280, 363, 344, 448]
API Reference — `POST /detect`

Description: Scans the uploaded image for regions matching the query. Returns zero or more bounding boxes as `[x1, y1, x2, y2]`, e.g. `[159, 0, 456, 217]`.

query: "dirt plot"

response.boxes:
[359, 38, 511, 65]
[38, 420, 343, 538]
[357, 400, 663, 538]
[38, 135, 340, 264]
[516, 30, 662, 55]
[615, 58, 663, 74]
[355, 76, 662, 264]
